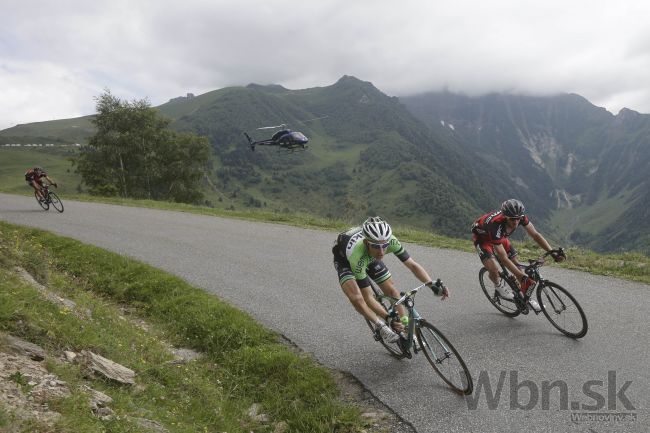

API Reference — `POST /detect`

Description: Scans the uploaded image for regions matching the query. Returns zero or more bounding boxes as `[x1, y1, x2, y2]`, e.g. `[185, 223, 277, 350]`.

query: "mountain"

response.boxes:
[165, 76, 497, 236]
[3, 79, 648, 253]
[0, 77, 497, 237]
[400, 91, 650, 254]
[0, 116, 94, 145]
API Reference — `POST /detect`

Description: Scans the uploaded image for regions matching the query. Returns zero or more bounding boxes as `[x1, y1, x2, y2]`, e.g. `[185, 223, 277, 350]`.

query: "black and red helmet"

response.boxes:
[501, 199, 525, 218]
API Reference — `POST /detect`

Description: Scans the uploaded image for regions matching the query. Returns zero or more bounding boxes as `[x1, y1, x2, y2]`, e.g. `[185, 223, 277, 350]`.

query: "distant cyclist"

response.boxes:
[333, 216, 449, 343]
[471, 199, 565, 312]
[25, 166, 57, 201]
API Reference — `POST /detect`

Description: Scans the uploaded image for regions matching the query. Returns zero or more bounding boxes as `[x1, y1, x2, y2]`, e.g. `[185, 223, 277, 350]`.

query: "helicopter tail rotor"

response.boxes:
[244, 132, 255, 151]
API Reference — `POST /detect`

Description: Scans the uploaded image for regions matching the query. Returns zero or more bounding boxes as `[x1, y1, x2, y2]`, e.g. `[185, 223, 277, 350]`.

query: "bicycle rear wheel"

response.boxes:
[478, 267, 520, 317]
[416, 320, 473, 394]
[537, 282, 588, 338]
[365, 282, 406, 358]
[34, 190, 49, 210]
[48, 192, 64, 213]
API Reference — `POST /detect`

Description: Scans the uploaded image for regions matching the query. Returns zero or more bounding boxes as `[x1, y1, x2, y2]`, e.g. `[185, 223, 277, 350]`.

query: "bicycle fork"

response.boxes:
[419, 321, 453, 363]
[410, 313, 452, 364]
[539, 284, 567, 314]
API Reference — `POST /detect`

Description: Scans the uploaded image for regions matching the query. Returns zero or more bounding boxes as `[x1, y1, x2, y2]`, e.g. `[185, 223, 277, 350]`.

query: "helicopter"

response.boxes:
[244, 116, 327, 153]
[244, 124, 309, 153]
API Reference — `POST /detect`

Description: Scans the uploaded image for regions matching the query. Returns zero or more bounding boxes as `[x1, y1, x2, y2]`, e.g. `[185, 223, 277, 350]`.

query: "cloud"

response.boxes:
[2, 0, 650, 130]
[0, 61, 97, 126]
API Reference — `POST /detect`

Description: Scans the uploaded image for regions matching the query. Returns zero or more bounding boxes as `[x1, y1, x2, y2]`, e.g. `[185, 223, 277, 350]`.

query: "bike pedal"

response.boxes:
[397, 338, 411, 356]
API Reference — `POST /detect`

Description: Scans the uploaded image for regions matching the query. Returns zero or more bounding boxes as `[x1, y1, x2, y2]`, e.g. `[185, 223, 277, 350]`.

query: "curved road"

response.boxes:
[1, 194, 647, 433]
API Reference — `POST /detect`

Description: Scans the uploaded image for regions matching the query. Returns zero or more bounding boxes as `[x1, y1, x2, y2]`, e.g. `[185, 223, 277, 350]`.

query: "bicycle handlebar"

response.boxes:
[394, 282, 428, 307]
[527, 248, 566, 270]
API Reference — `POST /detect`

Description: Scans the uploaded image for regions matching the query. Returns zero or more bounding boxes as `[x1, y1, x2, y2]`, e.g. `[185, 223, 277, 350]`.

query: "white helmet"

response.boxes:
[362, 216, 392, 242]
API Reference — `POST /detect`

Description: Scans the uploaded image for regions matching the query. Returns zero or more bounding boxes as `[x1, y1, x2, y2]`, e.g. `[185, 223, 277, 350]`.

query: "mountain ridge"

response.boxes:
[2, 78, 648, 253]
[400, 90, 650, 253]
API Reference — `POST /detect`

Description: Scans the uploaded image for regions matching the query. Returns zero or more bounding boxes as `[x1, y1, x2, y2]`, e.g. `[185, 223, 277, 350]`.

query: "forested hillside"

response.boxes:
[3, 78, 649, 253]
[401, 92, 650, 253]
[167, 76, 496, 236]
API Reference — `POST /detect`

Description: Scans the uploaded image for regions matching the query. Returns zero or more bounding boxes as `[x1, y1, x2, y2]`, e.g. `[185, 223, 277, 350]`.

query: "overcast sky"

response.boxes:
[2, 0, 650, 130]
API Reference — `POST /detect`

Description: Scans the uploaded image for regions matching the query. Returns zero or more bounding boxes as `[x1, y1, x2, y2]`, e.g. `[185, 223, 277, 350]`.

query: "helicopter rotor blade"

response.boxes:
[297, 116, 328, 124]
[256, 123, 287, 130]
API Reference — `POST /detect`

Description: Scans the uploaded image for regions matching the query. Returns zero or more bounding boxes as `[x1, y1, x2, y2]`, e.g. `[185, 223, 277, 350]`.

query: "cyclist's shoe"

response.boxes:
[376, 323, 400, 343]
[528, 298, 542, 313]
[494, 283, 515, 300]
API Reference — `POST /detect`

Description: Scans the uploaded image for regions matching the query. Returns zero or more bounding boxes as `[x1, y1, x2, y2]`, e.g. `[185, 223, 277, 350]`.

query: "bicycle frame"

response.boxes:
[480, 248, 586, 338]
[42, 185, 51, 201]
[497, 250, 566, 310]
[370, 281, 474, 393]
[381, 283, 450, 356]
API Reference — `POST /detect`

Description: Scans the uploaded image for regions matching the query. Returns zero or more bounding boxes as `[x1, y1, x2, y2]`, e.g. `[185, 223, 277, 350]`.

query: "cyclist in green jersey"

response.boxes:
[333, 216, 450, 343]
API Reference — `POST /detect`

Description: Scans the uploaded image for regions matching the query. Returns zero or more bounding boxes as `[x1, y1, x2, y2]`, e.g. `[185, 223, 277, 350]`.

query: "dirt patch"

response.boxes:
[278, 335, 416, 433]
[0, 350, 70, 429]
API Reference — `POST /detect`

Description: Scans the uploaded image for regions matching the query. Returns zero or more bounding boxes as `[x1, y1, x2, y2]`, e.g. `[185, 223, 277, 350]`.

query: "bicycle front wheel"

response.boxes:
[537, 282, 588, 338]
[416, 320, 473, 394]
[34, 190, 49, 210]
[479, 267, 520, 317]
[48, 192, 64, 213]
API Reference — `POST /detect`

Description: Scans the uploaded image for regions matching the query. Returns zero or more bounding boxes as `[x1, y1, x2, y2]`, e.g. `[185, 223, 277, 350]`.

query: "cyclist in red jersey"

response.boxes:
[25, 167, 57, 201]
[471, 199, 565, 312]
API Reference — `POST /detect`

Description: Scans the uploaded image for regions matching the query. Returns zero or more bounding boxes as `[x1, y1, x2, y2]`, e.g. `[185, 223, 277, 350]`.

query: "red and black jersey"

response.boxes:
[471, 210, 530, 244]
[25, 169, 46, 182]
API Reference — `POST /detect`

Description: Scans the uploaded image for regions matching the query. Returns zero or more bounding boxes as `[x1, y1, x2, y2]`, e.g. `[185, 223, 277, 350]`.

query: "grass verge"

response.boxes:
[0, 221, 366, 432]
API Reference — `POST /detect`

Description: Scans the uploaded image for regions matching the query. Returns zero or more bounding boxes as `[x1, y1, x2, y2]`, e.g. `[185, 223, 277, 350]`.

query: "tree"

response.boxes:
[75, 90, 211, 203]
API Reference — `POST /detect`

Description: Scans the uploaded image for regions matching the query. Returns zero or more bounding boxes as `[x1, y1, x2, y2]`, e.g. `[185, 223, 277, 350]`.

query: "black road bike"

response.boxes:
[478, 249, 588, 338]
[35, 184, 64, 213]
[365, 281, 473, 394]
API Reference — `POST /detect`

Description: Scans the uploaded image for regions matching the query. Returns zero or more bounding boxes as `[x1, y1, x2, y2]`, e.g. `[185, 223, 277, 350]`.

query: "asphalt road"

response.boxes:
[1, 193, 648, 433]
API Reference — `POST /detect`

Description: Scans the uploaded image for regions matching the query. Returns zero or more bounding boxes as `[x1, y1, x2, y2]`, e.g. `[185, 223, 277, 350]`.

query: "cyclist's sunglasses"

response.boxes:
[507, 216, 524, 221]
[368, 241, 390, 249]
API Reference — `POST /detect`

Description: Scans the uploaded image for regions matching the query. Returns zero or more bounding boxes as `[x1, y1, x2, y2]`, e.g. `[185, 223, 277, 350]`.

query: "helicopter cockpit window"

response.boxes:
[272, 130, 290, 141]
[290, 132, 308, 142]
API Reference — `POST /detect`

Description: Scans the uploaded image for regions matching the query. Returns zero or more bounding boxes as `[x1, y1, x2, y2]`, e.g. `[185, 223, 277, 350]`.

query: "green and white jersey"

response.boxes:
[341, 226, 410, 282]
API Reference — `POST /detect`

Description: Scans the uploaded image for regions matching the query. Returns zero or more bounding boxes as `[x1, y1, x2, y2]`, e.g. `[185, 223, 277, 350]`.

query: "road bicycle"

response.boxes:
[478, 248, 588, 338]
[35, 184, 64, 213]
[365, 280, 473, 394]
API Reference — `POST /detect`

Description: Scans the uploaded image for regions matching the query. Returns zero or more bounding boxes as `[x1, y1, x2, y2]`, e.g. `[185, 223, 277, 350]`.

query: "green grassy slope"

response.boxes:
[3, 80, 648, 254]
[0, 116, 95, 145]
[0, 148, 80, 195]
[168, 77, 495, 235]
[0, 222, 369, 433]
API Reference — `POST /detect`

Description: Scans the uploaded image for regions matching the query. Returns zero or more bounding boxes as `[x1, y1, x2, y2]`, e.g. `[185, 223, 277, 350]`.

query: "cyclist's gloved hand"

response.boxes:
[550, 248, 566, 263]
[427, 279, 450, 300]
[440, 285, 450, 300]
[53, 183, 58, 188]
